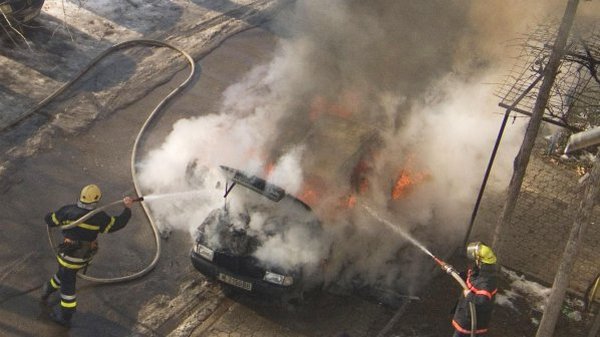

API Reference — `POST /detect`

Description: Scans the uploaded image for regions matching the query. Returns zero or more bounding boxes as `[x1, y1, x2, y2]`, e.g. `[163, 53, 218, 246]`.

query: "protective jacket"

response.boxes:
[452, 264, 498, 335]
[45, 204, 131, 269]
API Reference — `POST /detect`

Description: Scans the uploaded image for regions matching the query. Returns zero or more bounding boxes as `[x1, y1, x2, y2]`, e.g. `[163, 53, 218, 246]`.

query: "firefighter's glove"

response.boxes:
[123, 196, 133, 208]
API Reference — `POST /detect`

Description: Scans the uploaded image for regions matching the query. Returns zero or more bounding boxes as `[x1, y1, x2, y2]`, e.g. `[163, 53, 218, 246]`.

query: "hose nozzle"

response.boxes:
[132, 196, 144, 202]
[434, 257, 457, 275]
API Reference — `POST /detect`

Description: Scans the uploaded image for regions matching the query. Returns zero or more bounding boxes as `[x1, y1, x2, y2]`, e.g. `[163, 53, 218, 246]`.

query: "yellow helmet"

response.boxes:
[80, 184, 102, 204]
[466, 242, 497, 265]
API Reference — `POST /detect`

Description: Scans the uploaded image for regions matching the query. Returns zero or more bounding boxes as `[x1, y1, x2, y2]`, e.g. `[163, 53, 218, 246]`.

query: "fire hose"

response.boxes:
[434, 257, 477, 337]
[45, 39, 196, 283]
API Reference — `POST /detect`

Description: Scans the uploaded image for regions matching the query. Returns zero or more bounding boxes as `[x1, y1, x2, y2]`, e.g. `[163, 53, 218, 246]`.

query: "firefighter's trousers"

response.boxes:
[44, 261, 82, 320]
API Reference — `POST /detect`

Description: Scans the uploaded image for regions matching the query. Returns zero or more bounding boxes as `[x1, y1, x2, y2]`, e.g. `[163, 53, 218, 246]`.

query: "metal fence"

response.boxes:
[471, 137, 599, 294]
[471, 19, 600, 294]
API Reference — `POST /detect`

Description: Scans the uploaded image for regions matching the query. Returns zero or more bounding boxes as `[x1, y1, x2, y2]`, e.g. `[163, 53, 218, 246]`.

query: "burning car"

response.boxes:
[0, 0, 44, 25]
[190, 166, 328, 302]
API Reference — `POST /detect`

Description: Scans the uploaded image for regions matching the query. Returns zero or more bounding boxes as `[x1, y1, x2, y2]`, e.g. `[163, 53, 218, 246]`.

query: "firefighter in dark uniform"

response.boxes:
[452, 242, 498, 337]
[41, 184, 133, 326]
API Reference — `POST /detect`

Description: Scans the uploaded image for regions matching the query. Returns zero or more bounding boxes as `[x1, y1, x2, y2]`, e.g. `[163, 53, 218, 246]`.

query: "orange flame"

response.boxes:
[309, 96, 327, 121]
[329, 103, 352, 119]
[392, 169, 428, 200]
[264, 162, 275, 177]
[338, 194, 357, 209]
[298, 176, 327, 206]
[300, 188, 319, 206]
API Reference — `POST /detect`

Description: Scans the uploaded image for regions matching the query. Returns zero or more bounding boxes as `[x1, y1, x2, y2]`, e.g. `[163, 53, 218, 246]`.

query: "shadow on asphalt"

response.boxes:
[191, 0, 273, 28]
[0, 283, 132, 337]
[0, 321, 42, 337]
[0, 284, 59, 337]
[3, 13, 114, 82]
[71, 51, 139, 93]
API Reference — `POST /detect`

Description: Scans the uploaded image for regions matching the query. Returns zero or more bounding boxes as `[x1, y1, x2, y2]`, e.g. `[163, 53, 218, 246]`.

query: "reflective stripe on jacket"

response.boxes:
[452, 264, 498, 334]
[45, 204, 131, 265]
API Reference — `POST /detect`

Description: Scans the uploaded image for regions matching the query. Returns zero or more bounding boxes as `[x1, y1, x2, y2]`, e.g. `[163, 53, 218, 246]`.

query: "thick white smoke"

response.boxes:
[137, 0, 590, 295]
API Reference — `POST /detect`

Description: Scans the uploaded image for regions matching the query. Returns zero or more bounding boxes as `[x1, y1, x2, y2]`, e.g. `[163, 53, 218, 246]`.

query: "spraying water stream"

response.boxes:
[360, 203, 435, 258]
[142, 190, 205, 201]
[142, 191, 437, 260]
[361, 203, 478, 337]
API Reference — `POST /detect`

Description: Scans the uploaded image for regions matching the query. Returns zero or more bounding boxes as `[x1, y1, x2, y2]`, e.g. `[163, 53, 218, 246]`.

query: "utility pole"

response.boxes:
[491, 0, 580, 250]
[536, 155, 600, 337]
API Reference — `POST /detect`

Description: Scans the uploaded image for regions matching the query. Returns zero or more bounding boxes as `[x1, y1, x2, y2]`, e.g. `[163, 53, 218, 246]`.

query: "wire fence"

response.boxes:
[494, 19, 600, 131]
[473, 19, 600, 294]
[472, 138, 599, 294]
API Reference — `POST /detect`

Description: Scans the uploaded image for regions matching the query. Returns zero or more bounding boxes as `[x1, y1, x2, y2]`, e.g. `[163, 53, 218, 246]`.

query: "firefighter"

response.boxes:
[41, 184, 133, 326]
[451, 242, 498, 337]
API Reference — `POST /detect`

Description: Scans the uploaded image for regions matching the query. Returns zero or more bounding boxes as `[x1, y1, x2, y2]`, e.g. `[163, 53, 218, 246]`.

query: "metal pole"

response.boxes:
[463, 109, 511, 247]
[463, 74, 543, 247]
[493, 0, 580, 251]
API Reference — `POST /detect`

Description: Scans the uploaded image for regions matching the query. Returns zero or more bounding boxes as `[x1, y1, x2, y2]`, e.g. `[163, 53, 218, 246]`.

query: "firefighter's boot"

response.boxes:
[41, 282, 56, 302]
[49, 306, 72, 327]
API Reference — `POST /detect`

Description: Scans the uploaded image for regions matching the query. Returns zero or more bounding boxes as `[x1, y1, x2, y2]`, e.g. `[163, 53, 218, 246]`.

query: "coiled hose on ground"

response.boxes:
[45, 39, 196, 283]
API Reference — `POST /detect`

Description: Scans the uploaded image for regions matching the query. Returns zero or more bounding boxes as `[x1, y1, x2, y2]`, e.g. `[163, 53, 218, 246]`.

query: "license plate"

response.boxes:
[218, 273, 252, 291]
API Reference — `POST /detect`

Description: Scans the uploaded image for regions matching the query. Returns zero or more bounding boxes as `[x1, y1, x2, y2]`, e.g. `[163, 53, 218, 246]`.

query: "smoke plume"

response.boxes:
[137, 0, 585, 295]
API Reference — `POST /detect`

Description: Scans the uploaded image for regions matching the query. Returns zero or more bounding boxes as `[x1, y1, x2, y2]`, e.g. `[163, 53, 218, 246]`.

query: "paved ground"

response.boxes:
[0, 25, 399, 337]
[469, 141, 600, 296]
[0, 23, 280, 337]
[191, 291, 391, 337]
[0, 0, 282, 196]
[384, 255, 590, 337]
[1, 0, 281, 129]
[3, 2, 600, 337]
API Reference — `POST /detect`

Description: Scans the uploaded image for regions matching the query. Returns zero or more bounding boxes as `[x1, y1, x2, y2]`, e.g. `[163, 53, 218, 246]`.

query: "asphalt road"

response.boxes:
[0, 25, 276, 337]
[2, 9, 592, 337]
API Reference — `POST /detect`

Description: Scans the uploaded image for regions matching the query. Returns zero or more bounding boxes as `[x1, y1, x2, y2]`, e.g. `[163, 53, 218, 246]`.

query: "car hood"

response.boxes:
[194, 166, 323, 269]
